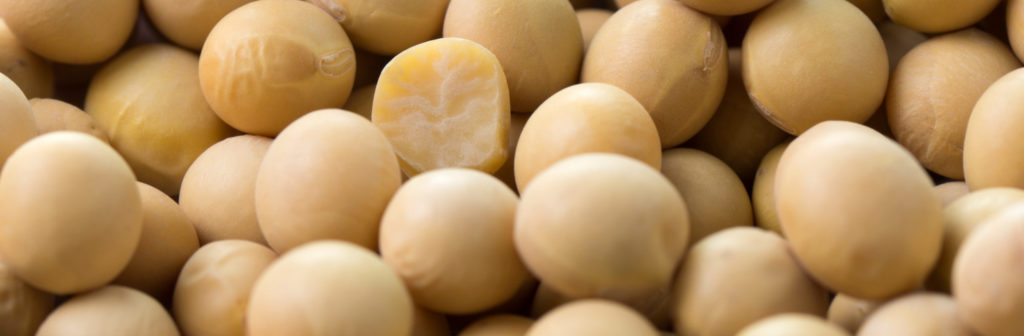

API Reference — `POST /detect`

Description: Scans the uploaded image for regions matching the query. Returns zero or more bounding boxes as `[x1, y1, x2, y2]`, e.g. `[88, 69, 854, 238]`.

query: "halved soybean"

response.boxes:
[373, 37, 510, 177]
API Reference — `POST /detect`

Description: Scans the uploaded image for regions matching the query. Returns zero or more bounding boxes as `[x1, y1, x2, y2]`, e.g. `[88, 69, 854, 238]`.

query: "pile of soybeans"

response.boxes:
[1, 0, 1023, 335]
